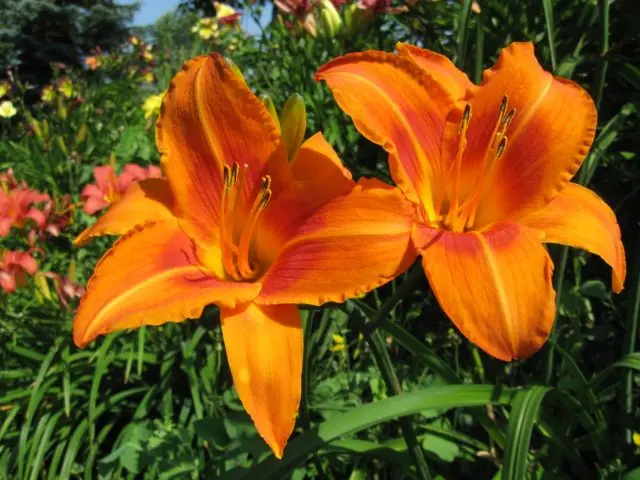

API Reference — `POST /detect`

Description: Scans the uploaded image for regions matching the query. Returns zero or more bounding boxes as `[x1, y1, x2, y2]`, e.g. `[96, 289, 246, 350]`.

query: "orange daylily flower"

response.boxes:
[73, 53, 415, 456]
[317, 42, 626, 361]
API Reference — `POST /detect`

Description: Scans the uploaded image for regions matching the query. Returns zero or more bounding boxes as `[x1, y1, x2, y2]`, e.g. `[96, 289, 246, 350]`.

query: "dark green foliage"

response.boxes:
[0, 0, 138, 88]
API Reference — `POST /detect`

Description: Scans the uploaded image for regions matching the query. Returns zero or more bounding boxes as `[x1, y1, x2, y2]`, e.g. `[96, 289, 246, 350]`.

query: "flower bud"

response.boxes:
[279, 93, 306, 160]
[344, 3, 374, 35]
[316, 0, 343, 37]
[261, 94, 280, 129]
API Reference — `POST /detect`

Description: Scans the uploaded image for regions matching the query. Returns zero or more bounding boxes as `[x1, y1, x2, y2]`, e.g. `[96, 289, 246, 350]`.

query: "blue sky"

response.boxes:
[118, 0, 270, 35]
[119, 0, 181, 26]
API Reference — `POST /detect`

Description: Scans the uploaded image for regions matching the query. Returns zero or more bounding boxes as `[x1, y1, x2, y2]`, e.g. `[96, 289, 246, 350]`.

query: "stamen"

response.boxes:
[230, 162, 239, 187]
[459, 104, 514, 230]
[259, 175, 271, 197]
[458, 103, 472, 135]
[237, 183, 272, 279]
[259, 189, 272, 209]
[496, 137, 507, 160]
[503, 108, 516, 129]
[498, 95, 508, 119]
[223, 164, 232, 189]
[220, 163, 241, 280]
[443, 104, 471, 229]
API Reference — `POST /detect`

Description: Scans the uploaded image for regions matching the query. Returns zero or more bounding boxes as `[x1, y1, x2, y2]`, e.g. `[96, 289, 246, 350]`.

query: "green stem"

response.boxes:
[547, 0, 610, 378]
[593, 0, 610, 111]
[622, 234, 640, 444]
[366, 330, 431, 480]
[541, 0, 558, 72]
[362, 266, 431, 480]
[474, 9, 484, 84]
[300, 311, 332, 478]
[543, 246, 569, 384]
[362, 266, 424, 334]
[300, 311, 314, 430]
[456, 0, 475, 68]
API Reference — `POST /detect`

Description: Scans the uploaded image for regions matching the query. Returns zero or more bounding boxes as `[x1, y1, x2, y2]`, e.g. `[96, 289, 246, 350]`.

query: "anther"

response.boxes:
[499, 95, 508, 118]
[230, 162, 239, 187]
[503, 108, 516, 129]
[458, 104, 472, 135]
[223, 164, 231, 189]
[260, 175, 272, 195]
[259, 189, 272, 209]
[496, 137, 507, 159]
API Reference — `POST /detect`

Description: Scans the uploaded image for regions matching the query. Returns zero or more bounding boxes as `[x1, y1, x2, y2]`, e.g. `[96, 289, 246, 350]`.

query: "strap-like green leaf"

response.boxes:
[503, 386, 552, 480]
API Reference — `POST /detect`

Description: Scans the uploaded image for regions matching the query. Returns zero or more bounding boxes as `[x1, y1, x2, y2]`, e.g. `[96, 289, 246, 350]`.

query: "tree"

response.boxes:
[0, 0, 139, 85]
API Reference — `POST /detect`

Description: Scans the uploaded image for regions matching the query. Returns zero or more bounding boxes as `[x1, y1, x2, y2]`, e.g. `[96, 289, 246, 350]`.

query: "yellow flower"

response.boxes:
[330, 333, 346, 352]
[215, 2, 237, 18]
[0, 100, 17, 118]
[58, 78, 74, 98]
[142, 91, 166, 119]
[0, 81, 10, 98]
[633, 432, 640, 446]
[214, 1, 241, 26]
[129, 36, 140, 46]
[192, 18, 220, 40]
[142, 46, 154, 62]
[142, 71, 154, 83]
[41, 85, 55, 103]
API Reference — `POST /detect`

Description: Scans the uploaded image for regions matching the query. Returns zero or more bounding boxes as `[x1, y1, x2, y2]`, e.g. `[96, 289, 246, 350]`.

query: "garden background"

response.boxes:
[1, 0, 639, 478]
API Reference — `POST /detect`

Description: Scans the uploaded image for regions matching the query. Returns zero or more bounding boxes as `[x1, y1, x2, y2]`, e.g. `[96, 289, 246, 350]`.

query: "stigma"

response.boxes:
[220, 162, 272, 281]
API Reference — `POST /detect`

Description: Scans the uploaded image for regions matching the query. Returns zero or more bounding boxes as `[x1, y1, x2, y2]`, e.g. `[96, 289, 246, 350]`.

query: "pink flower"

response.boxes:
[0, 250, 38, 293]
[41, 194, 73, 237]
[358, 0, 407, 14]
[0, 187, 51, 237]
[81, 164, 164, 215]
[275, 0, 313, 16]
[43, 271, 85, 309]
[119, 164, 163, 187]
[81, 166, 122, 215]
[275, 0, 317, 35]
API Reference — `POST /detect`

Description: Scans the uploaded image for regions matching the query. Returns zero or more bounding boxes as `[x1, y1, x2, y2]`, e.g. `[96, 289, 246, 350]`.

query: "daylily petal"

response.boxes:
[396, 42, 474, 101]
[414, 221, 555, 361]
[255, 133, 354, 267]
[81, 184, 109, 215]
[519, 183, 626, 293]
[316, 52, 455, 220]
[157, 53, 290, 247]
[75, 178, 175, 246]
[0, 272, 15, 292]
[74, 222, 260, 347]
[465, 42, 597, 226]
[93, 165, 118, 194]
[220, 302, 302, 458]
[257, 179, 417, 305]
[290, 132, 353, 188]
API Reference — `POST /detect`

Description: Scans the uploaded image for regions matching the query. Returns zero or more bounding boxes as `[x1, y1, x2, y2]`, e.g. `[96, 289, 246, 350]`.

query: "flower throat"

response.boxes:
[220, 162, 272, 281]
[433, 95, 516, 233]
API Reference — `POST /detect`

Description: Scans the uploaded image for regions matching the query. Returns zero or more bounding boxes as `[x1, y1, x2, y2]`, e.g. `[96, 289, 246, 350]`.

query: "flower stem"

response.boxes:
[543, 246, 569, 384]
[622, 234, 640, 444]
[593, 0, 610, 111]
[366, 330, 431, 480]
[363, 266, 431, 480]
